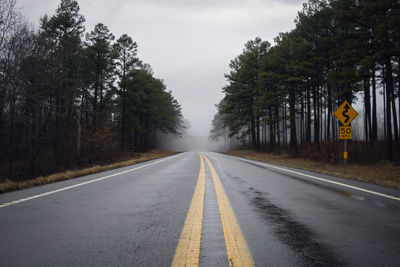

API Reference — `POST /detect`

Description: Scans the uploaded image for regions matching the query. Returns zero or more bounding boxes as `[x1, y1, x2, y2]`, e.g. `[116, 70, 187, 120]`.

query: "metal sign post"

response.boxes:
[334, 101, 358, 176]
[344, 140, 347, 175]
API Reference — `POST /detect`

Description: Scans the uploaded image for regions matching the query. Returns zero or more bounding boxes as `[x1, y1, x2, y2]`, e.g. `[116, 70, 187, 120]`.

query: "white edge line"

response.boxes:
[0, 154, 179, 208]
[217, 153, 400, 202]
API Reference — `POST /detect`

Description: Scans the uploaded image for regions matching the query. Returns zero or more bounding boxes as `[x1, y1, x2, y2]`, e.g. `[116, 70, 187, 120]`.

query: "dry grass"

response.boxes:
[225, 150, 400, 189]
[0, 150, 179, 194]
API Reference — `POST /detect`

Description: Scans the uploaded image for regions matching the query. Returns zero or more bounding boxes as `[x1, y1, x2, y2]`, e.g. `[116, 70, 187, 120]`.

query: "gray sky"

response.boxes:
[17, 0, 304, 138]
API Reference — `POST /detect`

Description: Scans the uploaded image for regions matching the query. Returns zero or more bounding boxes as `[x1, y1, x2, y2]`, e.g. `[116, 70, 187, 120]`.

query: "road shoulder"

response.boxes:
[0, 150, 180, 194]
[224, 150, 400, 190]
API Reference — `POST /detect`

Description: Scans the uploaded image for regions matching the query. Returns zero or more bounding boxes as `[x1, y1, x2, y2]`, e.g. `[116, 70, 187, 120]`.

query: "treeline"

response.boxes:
[210, 0, 399, 161]
[0, 0, 184, 180]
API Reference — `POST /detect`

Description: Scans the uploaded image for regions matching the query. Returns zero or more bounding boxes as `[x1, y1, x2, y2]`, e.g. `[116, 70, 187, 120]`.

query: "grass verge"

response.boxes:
[225, 150, 400, 190]
[0, 150, 179, 194]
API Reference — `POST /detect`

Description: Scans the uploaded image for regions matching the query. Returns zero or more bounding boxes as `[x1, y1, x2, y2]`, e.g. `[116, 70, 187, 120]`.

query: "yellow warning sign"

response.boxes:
[339, 126, 352, 140]
[334, 101, 358, 126]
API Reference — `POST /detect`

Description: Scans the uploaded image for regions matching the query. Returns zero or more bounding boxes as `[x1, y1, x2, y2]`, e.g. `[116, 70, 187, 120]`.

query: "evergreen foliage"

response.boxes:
[212, 0, 399, 160]
[0, 0, 184, 180]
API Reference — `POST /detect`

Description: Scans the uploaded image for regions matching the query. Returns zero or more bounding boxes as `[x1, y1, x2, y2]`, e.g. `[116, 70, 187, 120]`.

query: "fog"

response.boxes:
[158, 134, 224, 152]
[18, 0, 305, 150]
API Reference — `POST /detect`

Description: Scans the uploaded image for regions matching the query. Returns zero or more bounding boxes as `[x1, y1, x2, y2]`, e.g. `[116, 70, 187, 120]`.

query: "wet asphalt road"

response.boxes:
[1, 151, 400, 266]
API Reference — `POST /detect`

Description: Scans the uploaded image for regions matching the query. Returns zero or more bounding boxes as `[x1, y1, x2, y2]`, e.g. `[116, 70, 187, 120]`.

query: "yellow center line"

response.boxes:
[171, 153, 206, 267]
[203, 154, 255, 267]
[171, 153, 254, 266]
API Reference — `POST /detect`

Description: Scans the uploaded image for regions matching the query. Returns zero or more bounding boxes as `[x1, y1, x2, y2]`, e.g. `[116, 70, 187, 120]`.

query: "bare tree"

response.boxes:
[0, 0, 31, 180]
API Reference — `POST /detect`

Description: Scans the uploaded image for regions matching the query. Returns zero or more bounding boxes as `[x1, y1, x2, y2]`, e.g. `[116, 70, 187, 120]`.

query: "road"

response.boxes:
[1, 151, 399, 266]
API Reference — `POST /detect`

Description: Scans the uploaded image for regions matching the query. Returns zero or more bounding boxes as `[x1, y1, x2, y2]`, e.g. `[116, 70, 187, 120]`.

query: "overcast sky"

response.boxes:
[17, 0, 304, 139]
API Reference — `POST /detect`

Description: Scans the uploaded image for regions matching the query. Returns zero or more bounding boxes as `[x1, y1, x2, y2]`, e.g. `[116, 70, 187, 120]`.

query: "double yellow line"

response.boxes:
[171, 153, 254, 267]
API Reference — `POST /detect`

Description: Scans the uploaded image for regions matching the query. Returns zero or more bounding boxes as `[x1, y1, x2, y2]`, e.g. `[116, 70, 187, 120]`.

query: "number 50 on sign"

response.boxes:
[339, 126, 352, 140]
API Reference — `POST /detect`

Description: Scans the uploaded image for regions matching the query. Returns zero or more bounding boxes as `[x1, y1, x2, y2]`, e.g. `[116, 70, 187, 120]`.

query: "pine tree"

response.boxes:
[84, 23, 115, 128]
[113, 34, 138, 147]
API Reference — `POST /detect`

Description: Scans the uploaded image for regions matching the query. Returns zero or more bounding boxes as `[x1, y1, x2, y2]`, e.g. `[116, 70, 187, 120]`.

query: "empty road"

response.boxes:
[1, 152, 399, 266]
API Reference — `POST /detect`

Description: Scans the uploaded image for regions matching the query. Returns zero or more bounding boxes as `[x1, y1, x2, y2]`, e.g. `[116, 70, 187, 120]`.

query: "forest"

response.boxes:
[210, 0, 399, 163]
[0, 0, 184, 181]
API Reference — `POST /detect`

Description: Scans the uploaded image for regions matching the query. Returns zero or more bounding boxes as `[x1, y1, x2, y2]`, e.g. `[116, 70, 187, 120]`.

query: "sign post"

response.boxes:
[334, 101, 358, 176]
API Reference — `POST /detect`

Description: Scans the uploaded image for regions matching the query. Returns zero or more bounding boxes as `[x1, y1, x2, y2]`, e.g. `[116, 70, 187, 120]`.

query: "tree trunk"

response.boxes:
[250, 115, 257, 150]
[383, 71, 387, 140]
[313, 83, 320, 150]
[283, 101, 287, 146]
[306, 84, 312, 143]
[300, 85, 304, 144]
[289, 83, 298, 152]
[269, 106, 274, 153]
[327, 83, 332, 141]
[390, 79, 399, 143]
[8, 89, 15, 180]
[371, 70, 377, 141]
[364, 76, 371, 142]
[121, 86, 126, 148]
[256, 116, 260, 150]
[385, 59, 393, 161]
[93, 73, 98, 127]
[121, 67, 127, 148]
[275, 103, 280, 154]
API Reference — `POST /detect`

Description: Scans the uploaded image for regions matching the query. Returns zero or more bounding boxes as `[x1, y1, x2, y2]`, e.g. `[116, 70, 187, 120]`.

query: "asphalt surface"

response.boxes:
[1, 151, 399, 266]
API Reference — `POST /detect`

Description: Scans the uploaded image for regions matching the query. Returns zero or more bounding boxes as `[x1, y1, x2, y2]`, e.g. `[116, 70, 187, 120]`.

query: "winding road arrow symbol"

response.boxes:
[334, 100, 358, 126]
[342, 104, 350, 124]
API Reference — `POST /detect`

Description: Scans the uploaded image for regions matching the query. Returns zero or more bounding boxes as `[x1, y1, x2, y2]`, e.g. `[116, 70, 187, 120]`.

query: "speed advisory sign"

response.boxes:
[339, 126, 352, 140]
